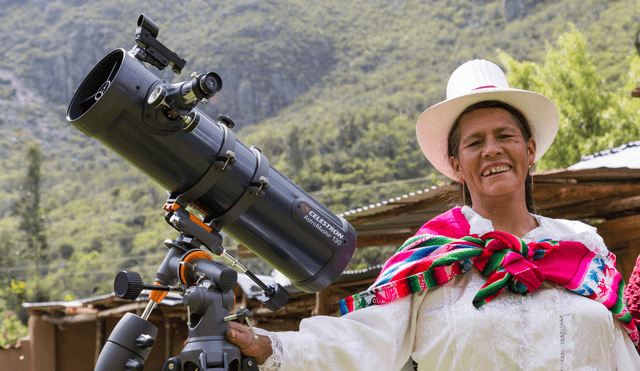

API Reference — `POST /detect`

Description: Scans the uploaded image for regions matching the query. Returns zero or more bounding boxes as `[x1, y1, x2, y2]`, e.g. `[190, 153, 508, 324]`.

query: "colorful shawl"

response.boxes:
[339, 207, 639, 348]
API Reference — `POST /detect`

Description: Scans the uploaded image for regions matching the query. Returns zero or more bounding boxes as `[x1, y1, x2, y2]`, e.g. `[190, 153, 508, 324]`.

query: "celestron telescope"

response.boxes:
[67, 14, 357, 371]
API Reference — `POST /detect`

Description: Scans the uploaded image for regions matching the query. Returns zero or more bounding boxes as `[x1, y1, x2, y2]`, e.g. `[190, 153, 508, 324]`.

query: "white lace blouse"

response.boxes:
[257, 206, 640, 370]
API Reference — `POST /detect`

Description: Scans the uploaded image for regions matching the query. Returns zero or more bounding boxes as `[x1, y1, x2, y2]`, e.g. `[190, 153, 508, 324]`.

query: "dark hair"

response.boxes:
[447, 101, 537, 213]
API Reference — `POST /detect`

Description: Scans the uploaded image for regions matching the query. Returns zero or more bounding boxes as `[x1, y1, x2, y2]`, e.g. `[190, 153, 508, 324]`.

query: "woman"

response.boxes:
[227, 60, 640, 370]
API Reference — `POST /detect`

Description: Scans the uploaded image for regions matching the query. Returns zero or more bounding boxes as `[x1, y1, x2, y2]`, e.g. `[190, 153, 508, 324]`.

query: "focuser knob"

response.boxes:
[261, 283, 290, 312]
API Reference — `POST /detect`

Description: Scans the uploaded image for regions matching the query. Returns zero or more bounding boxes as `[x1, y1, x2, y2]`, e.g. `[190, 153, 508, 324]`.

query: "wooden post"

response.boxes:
[314, 289, 332, 316]
[95, 318, 104, 365]
[165, 318, 171, 359]
[629, 236, 640, 284]
[29, 314, 56, 371]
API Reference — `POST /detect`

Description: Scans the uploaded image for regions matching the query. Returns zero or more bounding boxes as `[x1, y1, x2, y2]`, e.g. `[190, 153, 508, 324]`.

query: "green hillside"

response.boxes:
[0, 0, 639, 313]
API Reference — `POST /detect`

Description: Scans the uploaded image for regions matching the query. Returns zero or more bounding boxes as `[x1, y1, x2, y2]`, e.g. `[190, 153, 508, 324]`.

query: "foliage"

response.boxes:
[0, 311, 28, 348]
[11, 142, 49, 275]
[0, 279, 49, 325]
[0, 231, 18, 284]
[500, 25, 640, 170]
[0, 0, 638, 306]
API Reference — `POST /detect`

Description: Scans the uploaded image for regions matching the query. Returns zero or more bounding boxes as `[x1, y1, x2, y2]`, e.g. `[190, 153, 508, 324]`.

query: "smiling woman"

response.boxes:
[226, 60, 640, 371]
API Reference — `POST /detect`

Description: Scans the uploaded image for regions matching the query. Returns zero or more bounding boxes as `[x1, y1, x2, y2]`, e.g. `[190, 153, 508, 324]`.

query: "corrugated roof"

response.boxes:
[568, 140, 640, 170]
[340, 184, 454, 219]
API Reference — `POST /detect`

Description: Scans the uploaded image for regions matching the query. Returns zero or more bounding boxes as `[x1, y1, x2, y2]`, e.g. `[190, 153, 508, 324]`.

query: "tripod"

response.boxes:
[94, 203, 288, 371]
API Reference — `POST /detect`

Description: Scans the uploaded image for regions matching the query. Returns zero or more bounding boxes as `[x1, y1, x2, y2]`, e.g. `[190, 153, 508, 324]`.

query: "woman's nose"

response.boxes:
[481, 136, 502, 157]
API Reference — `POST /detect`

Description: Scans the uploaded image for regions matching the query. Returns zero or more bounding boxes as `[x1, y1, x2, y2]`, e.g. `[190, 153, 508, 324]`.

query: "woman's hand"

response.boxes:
[226, 321, 273, 365]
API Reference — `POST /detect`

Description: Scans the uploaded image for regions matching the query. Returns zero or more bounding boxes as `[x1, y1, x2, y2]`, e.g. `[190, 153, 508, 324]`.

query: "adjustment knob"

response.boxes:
[260, 284, 289, 312]
[136, 334, 155, 349]
[114, 271, 144, 300]
[217, 115, 235, 129]
[124, 358, 144, 371]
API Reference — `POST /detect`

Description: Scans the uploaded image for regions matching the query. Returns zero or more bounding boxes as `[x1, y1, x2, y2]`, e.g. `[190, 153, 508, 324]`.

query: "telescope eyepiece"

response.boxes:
[198, 72, 222, 97]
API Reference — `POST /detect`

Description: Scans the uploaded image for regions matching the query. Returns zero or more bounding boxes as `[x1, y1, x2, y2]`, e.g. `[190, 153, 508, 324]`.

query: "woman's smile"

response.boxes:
[481, 163, 512, 177]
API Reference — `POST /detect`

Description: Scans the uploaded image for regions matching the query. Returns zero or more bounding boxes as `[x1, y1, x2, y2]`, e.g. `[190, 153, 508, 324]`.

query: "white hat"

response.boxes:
[416, 59, 559, 180]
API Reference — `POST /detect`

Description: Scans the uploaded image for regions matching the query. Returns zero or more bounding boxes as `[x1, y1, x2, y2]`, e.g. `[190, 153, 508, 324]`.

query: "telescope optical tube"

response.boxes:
[67, 49, 356, 293]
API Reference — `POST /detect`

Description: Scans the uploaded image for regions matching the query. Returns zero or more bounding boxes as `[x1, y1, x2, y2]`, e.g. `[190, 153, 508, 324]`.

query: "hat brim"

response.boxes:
[416, 88, 559, 180]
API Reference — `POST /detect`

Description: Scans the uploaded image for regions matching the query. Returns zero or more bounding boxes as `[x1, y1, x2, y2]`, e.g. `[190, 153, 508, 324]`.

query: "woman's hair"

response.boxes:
[447, 100, 537, 213]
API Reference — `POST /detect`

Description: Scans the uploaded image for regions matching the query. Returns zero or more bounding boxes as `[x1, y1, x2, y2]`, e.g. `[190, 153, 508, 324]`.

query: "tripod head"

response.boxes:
[98, 201, 280, 371]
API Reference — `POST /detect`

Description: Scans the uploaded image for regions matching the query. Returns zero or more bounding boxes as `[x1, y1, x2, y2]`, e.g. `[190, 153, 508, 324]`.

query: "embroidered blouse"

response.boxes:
[257, 206, 640, 370]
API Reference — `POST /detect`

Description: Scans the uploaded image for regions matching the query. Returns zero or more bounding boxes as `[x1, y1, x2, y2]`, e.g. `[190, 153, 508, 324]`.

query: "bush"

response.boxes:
[0, 311, 28, 348]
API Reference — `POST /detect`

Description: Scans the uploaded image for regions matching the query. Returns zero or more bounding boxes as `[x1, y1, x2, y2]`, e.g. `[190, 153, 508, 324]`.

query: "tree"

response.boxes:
[499, 25, 640, 170]
[11, 142, 49, 276]
[0, 231, 17, 284]
[1, 144, 51, 323]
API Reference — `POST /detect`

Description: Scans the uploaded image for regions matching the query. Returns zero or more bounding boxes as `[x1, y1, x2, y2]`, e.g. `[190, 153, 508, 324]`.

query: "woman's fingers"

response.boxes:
[226, 321, 273, 365]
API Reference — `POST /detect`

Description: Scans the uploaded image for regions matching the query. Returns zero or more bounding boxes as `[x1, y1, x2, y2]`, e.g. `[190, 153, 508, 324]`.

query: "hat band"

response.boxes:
[473, 85, 498, 90]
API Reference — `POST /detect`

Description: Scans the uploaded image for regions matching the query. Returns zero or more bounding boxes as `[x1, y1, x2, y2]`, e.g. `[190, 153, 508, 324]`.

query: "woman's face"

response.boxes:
[449, 107, 536, 204]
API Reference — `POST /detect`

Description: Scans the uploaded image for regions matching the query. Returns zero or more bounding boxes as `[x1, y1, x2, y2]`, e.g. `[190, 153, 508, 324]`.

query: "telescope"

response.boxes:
[67, 14, 357, 371]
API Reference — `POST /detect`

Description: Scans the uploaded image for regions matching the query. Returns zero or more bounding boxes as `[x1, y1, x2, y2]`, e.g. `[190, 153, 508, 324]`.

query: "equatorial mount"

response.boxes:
[98, 191, 289, 371]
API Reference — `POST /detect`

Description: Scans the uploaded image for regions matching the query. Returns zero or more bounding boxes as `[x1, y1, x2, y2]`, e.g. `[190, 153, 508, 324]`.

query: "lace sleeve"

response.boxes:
[259, 295, 417, 371]
[254, 328, 282, 371]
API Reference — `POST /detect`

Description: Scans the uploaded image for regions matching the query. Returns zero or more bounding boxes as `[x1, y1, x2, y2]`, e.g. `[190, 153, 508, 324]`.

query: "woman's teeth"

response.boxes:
[482, 165, 511, 176]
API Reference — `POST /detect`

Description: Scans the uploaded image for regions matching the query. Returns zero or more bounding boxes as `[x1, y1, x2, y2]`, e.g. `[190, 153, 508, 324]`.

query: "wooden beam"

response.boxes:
[41, 313, 97, 325]
[593, 214, 640, 248]
[541, 195, 640, 220]
[534, 183, 640, 211]
[356, 231, 415, 247]
[97, 302, 148, 318]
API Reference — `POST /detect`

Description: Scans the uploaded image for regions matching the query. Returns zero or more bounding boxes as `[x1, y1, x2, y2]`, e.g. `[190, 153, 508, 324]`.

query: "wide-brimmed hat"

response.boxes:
[416, 59, 559, 180]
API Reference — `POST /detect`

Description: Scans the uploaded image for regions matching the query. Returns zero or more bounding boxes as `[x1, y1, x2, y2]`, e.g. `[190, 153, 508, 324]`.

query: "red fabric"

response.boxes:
[413, 207, 470, 240]
[624, 254, 640, 327]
